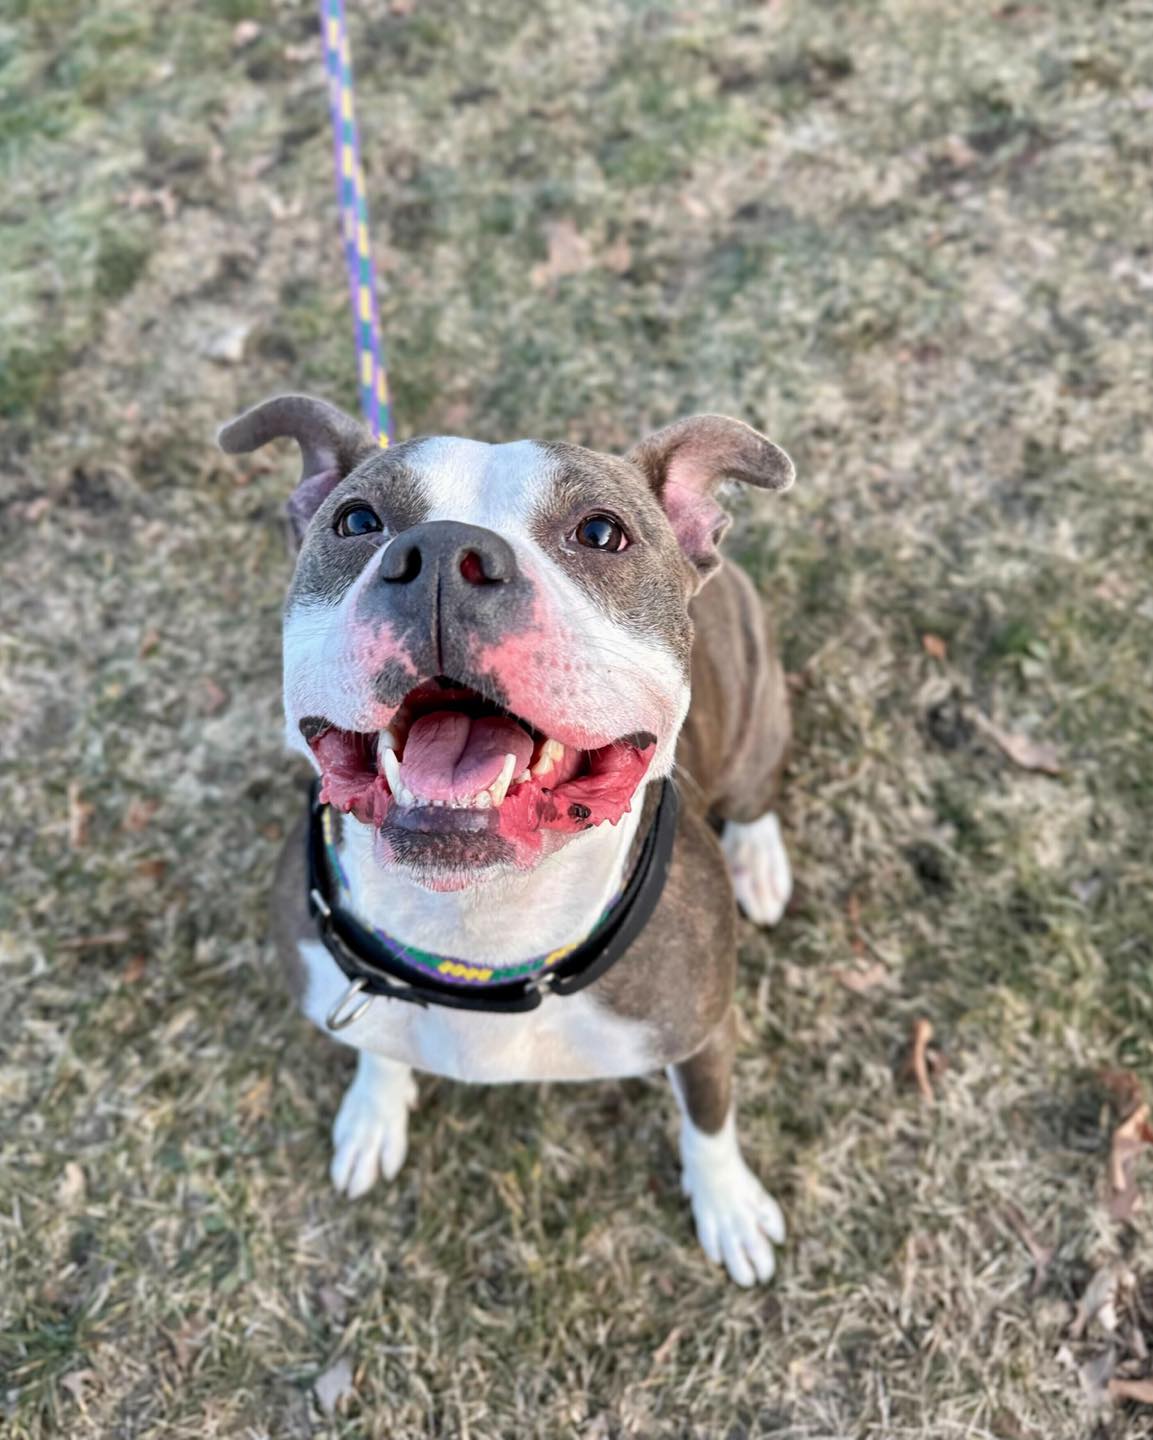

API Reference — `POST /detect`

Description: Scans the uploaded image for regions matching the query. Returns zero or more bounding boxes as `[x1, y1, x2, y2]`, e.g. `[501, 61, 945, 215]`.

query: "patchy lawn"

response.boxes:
[3, 0, 1152, 1435]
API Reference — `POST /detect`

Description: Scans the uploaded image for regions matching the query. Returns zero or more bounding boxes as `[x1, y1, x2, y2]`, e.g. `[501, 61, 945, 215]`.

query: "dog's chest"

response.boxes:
[298, 941, 655, 1083]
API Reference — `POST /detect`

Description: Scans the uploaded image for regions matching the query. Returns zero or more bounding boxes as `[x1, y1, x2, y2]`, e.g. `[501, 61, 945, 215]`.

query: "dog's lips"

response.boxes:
[304, 681, 655, 843]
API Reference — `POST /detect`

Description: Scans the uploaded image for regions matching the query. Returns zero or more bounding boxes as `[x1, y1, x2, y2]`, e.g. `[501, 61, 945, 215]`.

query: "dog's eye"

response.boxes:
[574, 514, 628, 552]
[335, 504, 383, 537]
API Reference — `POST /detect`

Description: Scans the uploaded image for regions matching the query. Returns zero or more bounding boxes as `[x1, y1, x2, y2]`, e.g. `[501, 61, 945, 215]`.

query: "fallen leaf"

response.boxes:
[314, 1356, 355, 1416]
[1099, 1068, 1144, 1119]
[237, 1075, 273, 1124]
[1072, 1266, 1123, 1340]
[531, 218, 593, 287]
[1108, 1102, 1153, 1221]
[57, 1162, 86, 1207]
[198, 677, 230, 714]
[972, 711, 1062, 775]
[123, 797, 160, 833]
[24, 496, 51, 522]
[123, 954, 148, 983]
[232, 19, 262, 46]
[1078, 1347, 1116, 1408]
[60, 1369, 97, 1402]
[1109, 1376, 1153, 1405]
[204, 323, 252, 366]
[1002, 1201, 1054, 1296]
[831, 961, 888, 993]
[138, 627, 160, 657]
[921, 632, 948, 661]
[846, 891, 865, 957]
[135, 858, 168, 883]
[907, 1017, 936, 1104]
[68, 781, 93, 850]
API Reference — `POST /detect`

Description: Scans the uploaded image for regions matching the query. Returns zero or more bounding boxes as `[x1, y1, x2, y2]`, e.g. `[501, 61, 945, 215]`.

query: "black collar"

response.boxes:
[306, 778, 679, 1026]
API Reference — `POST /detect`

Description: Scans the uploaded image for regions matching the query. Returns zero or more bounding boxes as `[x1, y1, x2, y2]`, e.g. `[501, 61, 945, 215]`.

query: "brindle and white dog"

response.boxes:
[220, 397, 795, 1284]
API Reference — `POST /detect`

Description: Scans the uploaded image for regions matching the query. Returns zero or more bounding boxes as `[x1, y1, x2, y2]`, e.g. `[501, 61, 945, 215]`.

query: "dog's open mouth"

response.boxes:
[303, 678, 656, 840]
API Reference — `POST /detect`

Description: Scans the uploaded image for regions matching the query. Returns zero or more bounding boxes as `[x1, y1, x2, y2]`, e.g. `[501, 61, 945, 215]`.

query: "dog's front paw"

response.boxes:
[721, 811, 792, 927]
[680, 1116, 786, 1286]
[329, 1055, 417, 1199]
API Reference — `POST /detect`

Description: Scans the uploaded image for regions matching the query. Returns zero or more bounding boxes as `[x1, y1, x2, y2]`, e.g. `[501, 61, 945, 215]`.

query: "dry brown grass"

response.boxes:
[3, 0, 1153, 1435]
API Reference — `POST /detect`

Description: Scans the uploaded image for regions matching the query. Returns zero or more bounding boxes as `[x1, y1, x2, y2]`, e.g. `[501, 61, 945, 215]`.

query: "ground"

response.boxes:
[2, 0, 1153, 1435]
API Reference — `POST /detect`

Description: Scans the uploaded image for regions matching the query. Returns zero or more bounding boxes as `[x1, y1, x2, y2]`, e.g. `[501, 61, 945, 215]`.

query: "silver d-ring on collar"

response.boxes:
[326, 976, 374, 1031]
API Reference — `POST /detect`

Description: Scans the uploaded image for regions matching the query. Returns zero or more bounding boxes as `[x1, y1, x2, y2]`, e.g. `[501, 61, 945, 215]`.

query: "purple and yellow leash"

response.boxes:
[320, 0, 394, 447]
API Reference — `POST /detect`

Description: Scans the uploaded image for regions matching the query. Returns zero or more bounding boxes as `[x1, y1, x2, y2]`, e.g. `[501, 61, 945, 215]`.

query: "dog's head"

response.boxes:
[219, 396, 793, 891]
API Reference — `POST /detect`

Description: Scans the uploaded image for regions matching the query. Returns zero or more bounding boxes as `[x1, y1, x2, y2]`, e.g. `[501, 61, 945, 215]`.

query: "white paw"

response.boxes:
[329, 1058, 417, 1199]
[721, 811, 792, 927]
[680, 1113, 786, 1286]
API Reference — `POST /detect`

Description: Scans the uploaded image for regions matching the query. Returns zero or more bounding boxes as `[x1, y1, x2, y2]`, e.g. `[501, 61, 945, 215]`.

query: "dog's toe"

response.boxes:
[687, 1162, 785, 1286]
[329, 1057, 416, 1198]
[721, 811, 792, 928]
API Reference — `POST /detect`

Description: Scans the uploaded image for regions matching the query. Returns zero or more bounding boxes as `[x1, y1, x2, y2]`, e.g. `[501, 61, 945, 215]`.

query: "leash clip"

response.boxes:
[326, 977, 374, 1031]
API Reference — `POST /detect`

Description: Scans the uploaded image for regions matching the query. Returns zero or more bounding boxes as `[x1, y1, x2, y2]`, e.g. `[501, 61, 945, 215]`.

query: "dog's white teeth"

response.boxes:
[488, 753, 518, 809]
[398, 784, 416, 808]
[516, 769, 531, 785]
[531, 737, 565, 778]
[378, 727, 399, 755]
[473, 790, 492, 810]
[382, 747, 402, 795]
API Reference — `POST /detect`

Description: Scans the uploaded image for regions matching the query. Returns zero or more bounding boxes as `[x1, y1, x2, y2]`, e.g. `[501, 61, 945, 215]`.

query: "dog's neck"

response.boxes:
[332, 791, 649, 967]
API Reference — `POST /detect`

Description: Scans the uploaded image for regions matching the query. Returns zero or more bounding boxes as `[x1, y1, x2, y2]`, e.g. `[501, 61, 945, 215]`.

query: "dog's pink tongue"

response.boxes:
[401, 711, 534, 801]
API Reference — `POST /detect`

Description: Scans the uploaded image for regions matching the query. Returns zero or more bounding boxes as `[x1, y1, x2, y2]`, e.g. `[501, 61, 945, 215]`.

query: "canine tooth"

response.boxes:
[531, 738, 564, 777]
[473, 790, 492, 810]
[516, 769, 531, 784]
[488, 753, 518, 808]
[382, 747, 402, 794]
[378, 727, 399, 754]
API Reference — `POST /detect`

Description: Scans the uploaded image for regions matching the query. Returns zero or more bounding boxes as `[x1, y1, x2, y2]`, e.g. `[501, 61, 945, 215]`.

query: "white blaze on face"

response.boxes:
[282, 435, 690, 777]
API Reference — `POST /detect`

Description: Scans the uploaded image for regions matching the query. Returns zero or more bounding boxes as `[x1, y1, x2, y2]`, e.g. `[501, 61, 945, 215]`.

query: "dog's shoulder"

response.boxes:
[594, 780, 736, 1062]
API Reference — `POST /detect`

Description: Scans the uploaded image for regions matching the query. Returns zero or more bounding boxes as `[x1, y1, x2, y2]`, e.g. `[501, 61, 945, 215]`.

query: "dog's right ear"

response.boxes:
[218, 394, 379, 546]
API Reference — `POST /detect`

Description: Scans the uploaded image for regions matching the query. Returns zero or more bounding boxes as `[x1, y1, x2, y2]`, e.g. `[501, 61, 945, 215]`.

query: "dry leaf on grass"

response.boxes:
[1071, 1266, 1123, 1340]
[68, 781, 93, 849]
[314, 1356, 355, 1416]
[921, 632, 948, 661]
[972, 711, 1062, 775]
[1108, 1102, 1153, 1221]
[1109, 1376, 1153, 1405]
[531, 219, 593, 287]
[831, 961, 889, 993]
[57, 1162, 86, 1207]
[903, 1017, 939, 1104]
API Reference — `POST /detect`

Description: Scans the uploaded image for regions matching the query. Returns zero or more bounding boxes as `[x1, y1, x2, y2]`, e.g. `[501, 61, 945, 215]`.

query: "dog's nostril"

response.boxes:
[381, 544, 422, 584]
[459, 551, 487, 585]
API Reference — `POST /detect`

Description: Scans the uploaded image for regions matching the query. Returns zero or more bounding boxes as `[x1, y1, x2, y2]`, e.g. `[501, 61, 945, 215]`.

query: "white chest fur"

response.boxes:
[298, 939, 655, 1083]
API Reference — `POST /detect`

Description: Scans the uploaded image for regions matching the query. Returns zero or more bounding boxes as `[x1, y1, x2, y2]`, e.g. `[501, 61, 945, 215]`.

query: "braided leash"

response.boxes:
[320, 0, 394, 446]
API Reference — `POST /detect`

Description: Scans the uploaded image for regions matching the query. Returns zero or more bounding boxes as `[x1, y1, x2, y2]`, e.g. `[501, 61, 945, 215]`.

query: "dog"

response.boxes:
[219, 395, 796, 1285]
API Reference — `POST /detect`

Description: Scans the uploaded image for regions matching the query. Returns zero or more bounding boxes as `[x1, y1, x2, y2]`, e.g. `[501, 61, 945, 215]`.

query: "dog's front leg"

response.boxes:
[330, 1051, 418, 1198]
[667, 1008, 786, 1285]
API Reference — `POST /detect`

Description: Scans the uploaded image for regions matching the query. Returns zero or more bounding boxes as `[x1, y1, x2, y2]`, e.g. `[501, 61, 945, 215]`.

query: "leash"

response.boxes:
[319, 0, 394, 447]
[308, 780, 680, 1027]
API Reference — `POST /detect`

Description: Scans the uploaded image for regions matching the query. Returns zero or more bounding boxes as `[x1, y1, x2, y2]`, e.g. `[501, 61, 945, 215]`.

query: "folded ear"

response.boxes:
[218, 394, 379, 545]
[628, 414, 794, 587]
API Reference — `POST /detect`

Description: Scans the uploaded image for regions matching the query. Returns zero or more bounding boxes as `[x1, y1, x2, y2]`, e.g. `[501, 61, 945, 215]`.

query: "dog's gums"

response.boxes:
[305, 678, 656, 854]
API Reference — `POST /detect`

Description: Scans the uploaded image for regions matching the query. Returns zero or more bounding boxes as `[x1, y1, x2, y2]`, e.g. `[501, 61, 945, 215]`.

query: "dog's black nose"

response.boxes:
[363, 521, 531, 695]
[378, 520, 518, 587]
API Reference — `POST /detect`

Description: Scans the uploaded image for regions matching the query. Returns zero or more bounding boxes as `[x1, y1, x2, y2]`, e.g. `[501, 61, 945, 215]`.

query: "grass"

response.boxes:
[3, 0, 1153, 1435]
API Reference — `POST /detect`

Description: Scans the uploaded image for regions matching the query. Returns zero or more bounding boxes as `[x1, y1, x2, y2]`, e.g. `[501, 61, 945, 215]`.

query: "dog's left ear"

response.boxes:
[218, 394, 379, 545]
[628, 415, 794, 587]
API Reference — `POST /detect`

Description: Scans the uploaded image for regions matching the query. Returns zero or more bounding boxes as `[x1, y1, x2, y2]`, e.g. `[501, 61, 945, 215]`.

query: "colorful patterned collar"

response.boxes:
[305, 779, 679, 1025]
[319, 803, 615, 989]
